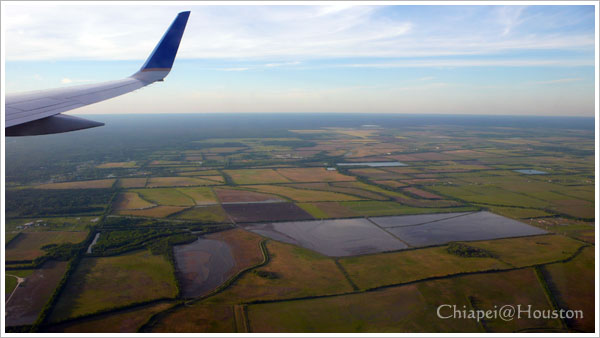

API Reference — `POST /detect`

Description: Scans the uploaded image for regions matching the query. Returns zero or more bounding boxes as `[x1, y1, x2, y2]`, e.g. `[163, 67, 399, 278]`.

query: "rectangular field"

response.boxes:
[223, 169, 291, 184]
[146, 177, 220, 188]
[247, 185, 361, 202]
[276, 168, 355, 182]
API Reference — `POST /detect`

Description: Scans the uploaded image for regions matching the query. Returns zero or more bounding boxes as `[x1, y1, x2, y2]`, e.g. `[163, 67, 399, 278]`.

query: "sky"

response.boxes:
[2, 3, 597, 116]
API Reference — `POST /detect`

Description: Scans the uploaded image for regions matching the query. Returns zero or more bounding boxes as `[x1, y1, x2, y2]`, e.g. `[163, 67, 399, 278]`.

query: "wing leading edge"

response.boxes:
[5, 11, 190, 136]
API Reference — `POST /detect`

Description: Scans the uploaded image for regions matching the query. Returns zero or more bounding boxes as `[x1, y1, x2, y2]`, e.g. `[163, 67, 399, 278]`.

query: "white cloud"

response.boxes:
[2, 4, 594, 61]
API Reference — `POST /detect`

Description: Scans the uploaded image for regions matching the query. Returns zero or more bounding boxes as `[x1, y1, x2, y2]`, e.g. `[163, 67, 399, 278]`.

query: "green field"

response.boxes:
[174, 205, 230, 223]
[131, 188, 195, 206]
[339, 245, 509, 290]
[49, 250, 178, 322]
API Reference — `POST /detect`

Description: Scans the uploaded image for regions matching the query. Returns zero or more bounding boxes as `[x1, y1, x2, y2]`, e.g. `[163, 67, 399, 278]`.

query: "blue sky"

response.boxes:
[2, 4, 596, 116]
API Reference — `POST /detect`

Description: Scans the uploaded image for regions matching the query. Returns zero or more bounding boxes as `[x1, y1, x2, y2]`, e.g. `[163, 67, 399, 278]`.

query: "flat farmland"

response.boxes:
[174, 206, 230, 223]
[146, 177, 220, 188]
[214, 187, 284, 203]
[150, 304, 236, 333]
[36, 179, 116, 189]
[247, 185, 361, 202]
[373, 180, 407, 188]
[246, 268, 562, 333]
[224, 169, 290, 184]
[339, 245, 509, 289]
[176, 187, 218, 205]
[223, 203, 313, 223]
[207, 240, 354, 304]
[540, 247, 594, 331]
[285, 183, 388, 200]
[276, 168, 355, 182]
[6, 231, 88, 261]
[430, 185, 548, 208]
[245, 283, 479, 333]
[348, 168, 404, 180]
[117, 178, 147, 188]
[404, 187, 443, 199]
[113, 192, 155, 210]
[467, 234, 583, 267]
[131, 188, 195, 206]
[205, 229, 264, 269]
[5, 261, 68, 326]
[477, 205, 553, 219]
[117, 206, 187, 218]
[47, 301, 174, 333]
[416, 268, 563, 332]
[49, 250, 177, 322]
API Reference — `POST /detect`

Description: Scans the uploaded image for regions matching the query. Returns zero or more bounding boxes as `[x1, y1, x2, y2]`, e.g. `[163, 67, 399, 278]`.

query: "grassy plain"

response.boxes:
[174, 206, 230, 223]
[224, 169, 290, 184]
[276, 168, 355, 182]
[49, 301, 174, 333]
[49, 250, 177, 322]
[339, 245, 509, 290]
[467, 234, 583, 267]
[131, 188, 194, 206]
[117, 178, 147, 188]
[540, 246, 594, 331]
[113, 192, 155, 210]
[176, 187, 218, 205]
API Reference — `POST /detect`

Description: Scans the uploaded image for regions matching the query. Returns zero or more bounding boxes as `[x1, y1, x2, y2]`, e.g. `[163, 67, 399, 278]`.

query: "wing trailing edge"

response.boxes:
[4, 11, 191, 136]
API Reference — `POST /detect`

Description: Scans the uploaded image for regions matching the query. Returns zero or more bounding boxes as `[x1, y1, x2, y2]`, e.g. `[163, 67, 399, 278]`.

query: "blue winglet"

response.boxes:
[139, 11, 190, 72]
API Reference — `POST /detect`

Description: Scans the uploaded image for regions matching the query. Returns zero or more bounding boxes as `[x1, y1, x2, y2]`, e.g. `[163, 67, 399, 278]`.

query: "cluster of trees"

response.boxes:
[5, 189, 113, 217]
[446, 242, 494, 258]
[90, 229, 187, 256]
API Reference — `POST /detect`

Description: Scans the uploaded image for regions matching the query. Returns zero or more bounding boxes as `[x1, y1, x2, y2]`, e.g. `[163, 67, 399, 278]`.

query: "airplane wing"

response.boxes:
[4, 11, 190, 136]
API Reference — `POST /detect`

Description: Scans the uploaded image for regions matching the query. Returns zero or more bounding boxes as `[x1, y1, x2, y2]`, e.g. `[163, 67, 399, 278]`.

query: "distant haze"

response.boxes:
[2, 3, 596, 116]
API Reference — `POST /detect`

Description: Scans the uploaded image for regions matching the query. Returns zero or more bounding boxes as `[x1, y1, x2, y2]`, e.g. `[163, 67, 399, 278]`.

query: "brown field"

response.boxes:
[223, 203, 313, 223]
[49, 250, 177, 322]
[5, 261, 68, 326]
[541, 246, 594, 332]
[224, 169, 291, 184]
[201, 175, 225, 183]
[401, 178, 440, 185]
[6, 231, 89, 261]
[339, 245, 509, 290]
[403, 187, 443, 199]
[247, 185, 361, 202]
[117, 206, 187, 218]
[442, 149, 497, 158]
[112, 192, 155, 210]
[185, 155, 204, 161]
[96, 161, 137, 169]
[36, 179, 116, 189]
[276, 168, 355, 182]
[147, 177, 220, 187]
[117, 178, 147, 188]
[215, 188, 284, 203]
[47, 301, 174, 333]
